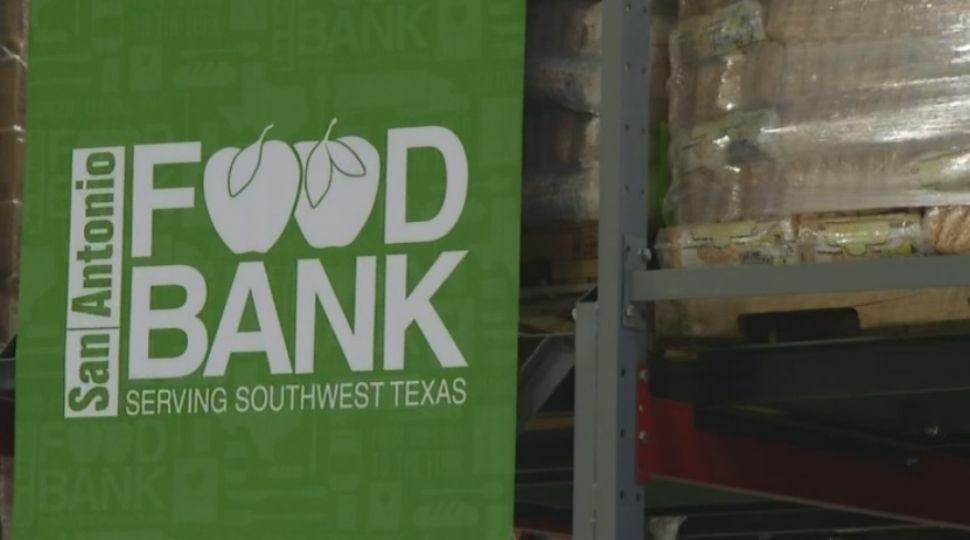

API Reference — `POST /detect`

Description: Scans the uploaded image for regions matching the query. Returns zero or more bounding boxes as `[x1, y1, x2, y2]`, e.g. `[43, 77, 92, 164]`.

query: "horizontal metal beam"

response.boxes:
[651, 336, 970, 405]
[632, 256, 970, 301]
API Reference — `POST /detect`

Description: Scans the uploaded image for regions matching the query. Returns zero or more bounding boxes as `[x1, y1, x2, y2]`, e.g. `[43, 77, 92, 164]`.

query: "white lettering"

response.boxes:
[132, 143, 201, 258]
[385, 127, 468, 244]
[205, 262, 292, 377]
[295, 257, 376, 374]
[384, 251, 468, 370]
[128, 265, 208, 379]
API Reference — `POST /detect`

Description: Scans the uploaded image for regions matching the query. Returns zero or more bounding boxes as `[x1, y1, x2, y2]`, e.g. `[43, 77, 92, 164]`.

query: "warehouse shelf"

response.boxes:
[550, 0, 970, 538]
[632, 254, 970, 301]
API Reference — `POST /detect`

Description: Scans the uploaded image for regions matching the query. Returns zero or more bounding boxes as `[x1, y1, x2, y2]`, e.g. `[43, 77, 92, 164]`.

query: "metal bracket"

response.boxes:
[622, 235, 648, 329]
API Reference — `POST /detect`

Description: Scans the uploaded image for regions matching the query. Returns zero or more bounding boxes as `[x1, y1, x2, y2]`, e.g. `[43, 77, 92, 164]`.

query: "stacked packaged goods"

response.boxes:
[523, 0, 605, 230]
[659, 0, 970, 268]
[522, 0, 675, 292]
[0, 0, 24, 348]
[520, 1, 676, 331]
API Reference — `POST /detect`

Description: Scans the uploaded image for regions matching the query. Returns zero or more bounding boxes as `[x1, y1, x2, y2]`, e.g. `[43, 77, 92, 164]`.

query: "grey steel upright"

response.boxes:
[572, 0, 652, 537]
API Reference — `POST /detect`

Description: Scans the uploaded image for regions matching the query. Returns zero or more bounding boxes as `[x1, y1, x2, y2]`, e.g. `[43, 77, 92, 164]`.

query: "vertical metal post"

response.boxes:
[573, 303, 599, 539]
[572, 0, 651, 538]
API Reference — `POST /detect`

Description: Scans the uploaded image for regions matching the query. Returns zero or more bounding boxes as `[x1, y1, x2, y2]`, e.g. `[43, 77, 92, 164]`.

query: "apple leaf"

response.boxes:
[327, 140, 366, 178]
[228, 124, 274, 198]
[304, 117, 367, 209]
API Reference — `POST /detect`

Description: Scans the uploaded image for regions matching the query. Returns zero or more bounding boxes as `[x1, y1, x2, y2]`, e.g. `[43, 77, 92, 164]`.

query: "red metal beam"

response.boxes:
[637, 368, 970, 529]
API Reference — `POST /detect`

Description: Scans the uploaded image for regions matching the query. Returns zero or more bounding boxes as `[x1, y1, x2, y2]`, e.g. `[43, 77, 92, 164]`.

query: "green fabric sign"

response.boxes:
[15, 1, 524, 538]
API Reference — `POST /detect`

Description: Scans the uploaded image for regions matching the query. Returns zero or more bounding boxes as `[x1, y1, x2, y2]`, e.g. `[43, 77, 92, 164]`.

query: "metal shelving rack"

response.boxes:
[560, 0, 970, 537]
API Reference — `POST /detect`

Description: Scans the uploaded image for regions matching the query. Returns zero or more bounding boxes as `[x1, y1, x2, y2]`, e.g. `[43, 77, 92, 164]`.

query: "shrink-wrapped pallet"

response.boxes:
[665, 0, 970, 227]
[522, 0, 676, 229]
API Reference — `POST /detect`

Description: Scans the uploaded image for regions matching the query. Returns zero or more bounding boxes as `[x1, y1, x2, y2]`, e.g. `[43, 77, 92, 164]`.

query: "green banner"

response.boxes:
[15, 1, 524, 538]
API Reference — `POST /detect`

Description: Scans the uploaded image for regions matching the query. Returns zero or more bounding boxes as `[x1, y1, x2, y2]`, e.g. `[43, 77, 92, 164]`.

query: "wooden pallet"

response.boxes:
[520, 220, 597, 287]
[656, 287, 970, 350]
[519, 222, 598, 334]
[520, 284, 592, 334]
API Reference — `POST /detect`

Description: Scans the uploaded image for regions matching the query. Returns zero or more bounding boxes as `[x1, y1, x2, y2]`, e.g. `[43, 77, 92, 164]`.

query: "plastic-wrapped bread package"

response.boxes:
[523, 107, 600, 173]
[656, 218, 797, 269]
[924, 207, 970, 255]
[0, 0, 25, 349]
[798, 212, 927, 262]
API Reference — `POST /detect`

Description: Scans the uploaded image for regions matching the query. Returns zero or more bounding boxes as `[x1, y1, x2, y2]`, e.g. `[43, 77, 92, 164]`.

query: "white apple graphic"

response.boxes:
[204, 124, 302, 254]
[294, 118, 380, 248]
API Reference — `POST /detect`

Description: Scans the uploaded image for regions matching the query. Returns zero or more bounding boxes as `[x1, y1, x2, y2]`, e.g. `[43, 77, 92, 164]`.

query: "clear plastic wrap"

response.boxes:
[678, 0, 970, 42]
[0, 0, 25, 349]
[657, 213, 926, 269]
[666, 0, 970, 226]
[656, 218, 797, 268]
